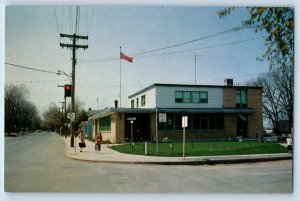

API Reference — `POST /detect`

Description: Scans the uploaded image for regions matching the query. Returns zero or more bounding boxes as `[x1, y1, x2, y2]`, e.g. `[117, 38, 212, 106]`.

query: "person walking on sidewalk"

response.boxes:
[78, 131, 86, 152]
[95, 133, 102, 154]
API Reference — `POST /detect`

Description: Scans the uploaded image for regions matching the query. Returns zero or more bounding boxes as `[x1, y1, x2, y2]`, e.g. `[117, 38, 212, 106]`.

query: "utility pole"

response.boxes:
[59, 33, 88, 147]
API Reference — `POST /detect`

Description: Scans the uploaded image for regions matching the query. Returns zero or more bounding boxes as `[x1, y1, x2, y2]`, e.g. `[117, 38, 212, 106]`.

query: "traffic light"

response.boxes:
[65, 84, 72, 97]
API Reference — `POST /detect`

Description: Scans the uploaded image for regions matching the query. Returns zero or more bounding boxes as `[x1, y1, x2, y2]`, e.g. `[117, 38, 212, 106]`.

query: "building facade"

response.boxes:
[88, 81, 263, 143]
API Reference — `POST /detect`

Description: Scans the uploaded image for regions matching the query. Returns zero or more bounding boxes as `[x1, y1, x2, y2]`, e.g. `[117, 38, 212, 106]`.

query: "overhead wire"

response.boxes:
[5, 62, 60, 75]
[78, 23, 261, 63]
[78, 35, 266, 63]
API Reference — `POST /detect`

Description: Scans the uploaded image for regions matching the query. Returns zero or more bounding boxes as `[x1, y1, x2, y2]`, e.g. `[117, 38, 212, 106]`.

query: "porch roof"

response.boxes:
[88, 107, 256, 120]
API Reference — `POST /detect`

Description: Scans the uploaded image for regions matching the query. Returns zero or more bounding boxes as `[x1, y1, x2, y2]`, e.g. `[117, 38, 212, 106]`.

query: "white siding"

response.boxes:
[129, 85, 224, 108]
[156, 85, 223, 108]
[129, 88, 156, 108]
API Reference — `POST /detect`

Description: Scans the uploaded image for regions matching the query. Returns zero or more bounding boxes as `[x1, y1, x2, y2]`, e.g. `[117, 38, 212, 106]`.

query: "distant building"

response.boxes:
[88, 79, 263, 143]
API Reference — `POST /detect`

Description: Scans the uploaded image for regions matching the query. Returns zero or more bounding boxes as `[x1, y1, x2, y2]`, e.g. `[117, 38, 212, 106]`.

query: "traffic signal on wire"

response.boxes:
[65, 84, 72, 97]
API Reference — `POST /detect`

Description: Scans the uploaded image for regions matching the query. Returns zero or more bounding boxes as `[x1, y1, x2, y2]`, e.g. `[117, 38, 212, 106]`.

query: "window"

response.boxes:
[191, 91, 200, 103]
[141, 95, 146, 106]
[175, 91, 208, 104]
[157, 113, 224, 131]
[136, 98, 139, 108]
[236, 89, 247, 108]
[131, 100, 134, 108]
[200, 92, 208, 103]
[100, 116, 111, 131]
[182, 92, 191, 103]
[175, 91, 183, 103]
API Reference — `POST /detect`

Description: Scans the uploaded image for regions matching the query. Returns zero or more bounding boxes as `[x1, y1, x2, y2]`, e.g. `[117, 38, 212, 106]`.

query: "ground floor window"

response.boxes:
[99, 116, 111, 131]
[158, 113, 224, 131]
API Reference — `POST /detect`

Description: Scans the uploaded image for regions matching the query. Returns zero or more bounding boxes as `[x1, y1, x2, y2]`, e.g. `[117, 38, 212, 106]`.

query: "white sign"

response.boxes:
[67, 112, 76, 120]
[127, 117, 136, 121]
[182, 116, 188, 128]
[159, 113, 167, 123]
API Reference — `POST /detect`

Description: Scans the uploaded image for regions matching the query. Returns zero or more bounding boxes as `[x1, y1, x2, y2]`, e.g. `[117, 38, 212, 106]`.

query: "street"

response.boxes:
[5, 132, 293, 193]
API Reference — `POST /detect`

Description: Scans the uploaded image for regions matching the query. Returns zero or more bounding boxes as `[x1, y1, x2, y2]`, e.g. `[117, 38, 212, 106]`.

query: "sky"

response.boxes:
[4, 3, 272, 115]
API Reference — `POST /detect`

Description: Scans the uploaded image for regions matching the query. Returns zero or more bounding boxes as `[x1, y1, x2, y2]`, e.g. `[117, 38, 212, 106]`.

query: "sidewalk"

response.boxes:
[63, 137, 292, 165]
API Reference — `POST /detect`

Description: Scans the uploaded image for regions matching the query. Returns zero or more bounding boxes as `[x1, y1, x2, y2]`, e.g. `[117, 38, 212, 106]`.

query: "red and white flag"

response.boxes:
[120, 52, 133, 63]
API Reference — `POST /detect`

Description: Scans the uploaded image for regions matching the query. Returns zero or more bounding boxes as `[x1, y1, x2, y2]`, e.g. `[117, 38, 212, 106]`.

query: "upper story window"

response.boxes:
[236, 89, 247, 108]
[136, 97, 139, 108]
[141, 95, 146, 106]
[175, 91, 208, 104]
[131, 99, 135, 108]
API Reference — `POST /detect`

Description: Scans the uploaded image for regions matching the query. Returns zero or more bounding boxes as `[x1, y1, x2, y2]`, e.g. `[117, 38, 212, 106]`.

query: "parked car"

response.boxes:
[277, 133, 288, 142]
[263, 134, 278, 142]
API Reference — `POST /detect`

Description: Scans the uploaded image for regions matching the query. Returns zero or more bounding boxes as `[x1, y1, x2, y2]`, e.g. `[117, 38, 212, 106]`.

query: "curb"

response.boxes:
[63, 137, 292, 165]
[65, 152, 292, 166]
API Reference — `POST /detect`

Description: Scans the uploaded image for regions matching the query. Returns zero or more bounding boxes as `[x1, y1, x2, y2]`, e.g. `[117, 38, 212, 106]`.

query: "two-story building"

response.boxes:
[88, 79, 263, 143]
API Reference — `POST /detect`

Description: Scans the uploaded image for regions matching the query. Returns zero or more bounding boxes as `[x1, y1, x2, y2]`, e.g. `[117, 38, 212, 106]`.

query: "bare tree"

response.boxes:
[252, 65, 293, 133]
[5, 84, 41, 134]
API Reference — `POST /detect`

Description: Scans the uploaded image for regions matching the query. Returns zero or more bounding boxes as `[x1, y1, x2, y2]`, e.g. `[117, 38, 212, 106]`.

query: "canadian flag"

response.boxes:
[120, 52, 133, 63]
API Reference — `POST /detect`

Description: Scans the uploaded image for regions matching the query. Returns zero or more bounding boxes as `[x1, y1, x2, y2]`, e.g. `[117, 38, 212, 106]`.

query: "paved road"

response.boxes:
[4, 132, 293, 193]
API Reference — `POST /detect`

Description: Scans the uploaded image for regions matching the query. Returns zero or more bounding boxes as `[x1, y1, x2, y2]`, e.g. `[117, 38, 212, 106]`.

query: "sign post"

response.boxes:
[182, 116, 188, 160]
[127, 117, 136, 152]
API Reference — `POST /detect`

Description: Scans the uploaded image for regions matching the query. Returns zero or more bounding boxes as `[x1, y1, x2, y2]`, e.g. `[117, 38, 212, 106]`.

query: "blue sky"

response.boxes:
[3, 4, 278, 113]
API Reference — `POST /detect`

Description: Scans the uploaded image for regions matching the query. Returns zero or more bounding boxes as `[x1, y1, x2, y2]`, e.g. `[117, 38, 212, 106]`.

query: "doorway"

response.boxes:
[125, 113, 151, 142]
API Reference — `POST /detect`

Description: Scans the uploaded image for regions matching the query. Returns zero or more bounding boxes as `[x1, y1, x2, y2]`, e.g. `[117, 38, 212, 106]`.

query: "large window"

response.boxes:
[175, 91, 208, 104]
[236, 89, 247, 108]
[100, 116, 111, 131]
[131, 100, 134, 108]
[158, 113, 224, 131]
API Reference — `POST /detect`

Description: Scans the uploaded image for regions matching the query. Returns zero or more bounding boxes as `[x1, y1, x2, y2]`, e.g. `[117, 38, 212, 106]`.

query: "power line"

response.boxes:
[5, 62, 59, 75]
[78, 36, 266, 63]
[131, 27, 235, 56]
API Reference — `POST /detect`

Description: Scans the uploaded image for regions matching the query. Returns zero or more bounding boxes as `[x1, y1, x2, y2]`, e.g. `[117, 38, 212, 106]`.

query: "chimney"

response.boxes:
[224, 79, 233, 86]
[114, 100, 118, 108]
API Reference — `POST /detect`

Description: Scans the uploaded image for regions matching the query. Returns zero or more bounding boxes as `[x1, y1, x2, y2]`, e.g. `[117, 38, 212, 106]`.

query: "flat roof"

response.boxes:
[128, 83, 262, 98]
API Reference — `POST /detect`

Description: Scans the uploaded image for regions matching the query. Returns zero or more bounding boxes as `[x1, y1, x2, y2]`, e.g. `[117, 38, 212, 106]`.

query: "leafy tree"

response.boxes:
[42, 103, 64, 131]
[218, 7, 294, 130]
[218, 7, 294, 69]
[66, 97, 88, 131]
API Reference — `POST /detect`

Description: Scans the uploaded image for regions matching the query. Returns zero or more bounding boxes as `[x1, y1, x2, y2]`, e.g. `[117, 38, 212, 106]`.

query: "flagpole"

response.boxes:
[119, 46, 122, 108]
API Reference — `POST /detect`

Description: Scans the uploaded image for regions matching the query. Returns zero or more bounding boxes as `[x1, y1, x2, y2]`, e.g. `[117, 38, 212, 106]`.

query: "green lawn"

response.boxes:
[110, 141, 287, 157]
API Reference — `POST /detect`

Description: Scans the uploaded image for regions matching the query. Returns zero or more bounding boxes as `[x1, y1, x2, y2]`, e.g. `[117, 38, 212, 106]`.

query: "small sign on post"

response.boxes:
[127, 117, 136, 152]
[159, 113, 167, 123]
[182, 116, 188, 160]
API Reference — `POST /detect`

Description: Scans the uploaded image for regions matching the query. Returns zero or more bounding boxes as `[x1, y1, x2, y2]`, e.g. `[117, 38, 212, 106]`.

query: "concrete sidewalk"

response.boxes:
[63, 137, 292, 165]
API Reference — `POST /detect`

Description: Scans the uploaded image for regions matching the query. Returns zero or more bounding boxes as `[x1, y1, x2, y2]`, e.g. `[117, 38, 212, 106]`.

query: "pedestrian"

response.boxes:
[78, 131, 86, 152]
[287, 135, 293, 154]
[95, 133, 102, 154]
[19, 129, 24, 139]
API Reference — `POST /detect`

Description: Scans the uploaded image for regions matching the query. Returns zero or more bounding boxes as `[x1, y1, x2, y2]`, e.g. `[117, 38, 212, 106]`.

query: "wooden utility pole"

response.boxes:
[59, 33, 88, 147]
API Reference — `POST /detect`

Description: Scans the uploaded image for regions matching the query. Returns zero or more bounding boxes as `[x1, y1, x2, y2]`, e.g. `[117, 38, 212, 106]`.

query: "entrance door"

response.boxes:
[125, 114, 151, 142]
[236, 114, 248, 138]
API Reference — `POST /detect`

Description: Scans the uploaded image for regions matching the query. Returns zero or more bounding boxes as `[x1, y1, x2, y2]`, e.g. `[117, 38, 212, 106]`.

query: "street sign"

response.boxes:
[127, 117, 136, 121]
[67, 112, 76, 120]
[159, 113, 167, 123]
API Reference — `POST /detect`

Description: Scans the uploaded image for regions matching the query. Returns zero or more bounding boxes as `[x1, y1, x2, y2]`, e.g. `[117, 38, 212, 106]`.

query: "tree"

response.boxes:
[66, 97, 88, 131]
[43, 103, 64, 131]
[218, 7, 294, 69]
[43, 98, 88, 133]
[218, 7, 294, 129]
[251, 65, 293, 133]
[5, 84, 41, 134]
